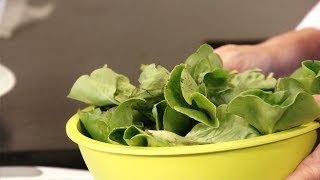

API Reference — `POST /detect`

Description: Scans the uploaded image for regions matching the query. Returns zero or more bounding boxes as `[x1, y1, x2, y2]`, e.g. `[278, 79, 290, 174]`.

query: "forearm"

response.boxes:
[260, 28, 320, 76]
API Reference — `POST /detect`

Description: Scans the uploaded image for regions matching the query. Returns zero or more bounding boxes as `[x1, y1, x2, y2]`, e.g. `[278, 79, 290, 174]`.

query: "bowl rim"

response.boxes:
[66, 108, 320, 156]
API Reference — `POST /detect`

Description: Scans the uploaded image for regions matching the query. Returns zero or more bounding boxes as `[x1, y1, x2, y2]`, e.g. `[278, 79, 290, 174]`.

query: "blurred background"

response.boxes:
[0, 0, 318, 168]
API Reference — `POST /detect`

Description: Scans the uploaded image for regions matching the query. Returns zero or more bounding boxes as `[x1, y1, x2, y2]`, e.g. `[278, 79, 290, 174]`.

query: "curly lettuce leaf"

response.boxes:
[207, 70, 276, 105]
[163, 106, 194, 136]
[203, 69, 233, 105]
[164, 64, 219, 127]
[70, 44, 320, 147]
[203, 69, 231, 92]
[228, 78, 320, 134]
[185, 44, 223, 83]
[164, 65, 190, 108]
[186, 104, 260, 143]
[68, 65, 136, 106]
[123, 126, 149, 146]
[146, 129, 198, 146]
[151, 100, 167, 130]
[135, 64, 170, 98]
[275, 77, 305, 95]
[108, 125, 197, 147]
[291, 60, 320, 94]
[108, 127, 128, 145]
[109, 98, 150, 130]
[115, 76, 136, 103]
[78, 107, 115, 142]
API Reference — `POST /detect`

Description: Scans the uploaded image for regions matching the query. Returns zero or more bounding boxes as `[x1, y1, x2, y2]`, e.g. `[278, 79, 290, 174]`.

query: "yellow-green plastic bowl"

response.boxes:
[66, 111, 319, 180]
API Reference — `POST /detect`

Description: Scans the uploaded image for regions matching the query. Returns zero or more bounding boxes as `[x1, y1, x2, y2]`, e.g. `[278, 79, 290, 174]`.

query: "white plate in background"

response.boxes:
[0, 63, 15, 97]
[0, 166, 93, 180]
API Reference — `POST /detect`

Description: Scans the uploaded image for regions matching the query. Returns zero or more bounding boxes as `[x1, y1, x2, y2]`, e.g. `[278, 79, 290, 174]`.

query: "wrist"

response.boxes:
[262, 28, 320, 60]
[258, 28, 320, 76]
[295, 28, 320, 60]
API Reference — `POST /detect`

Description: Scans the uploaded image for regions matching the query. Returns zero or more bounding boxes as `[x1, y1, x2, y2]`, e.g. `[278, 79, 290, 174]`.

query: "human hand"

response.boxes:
[215, 43, 301, 77]
[215, 44, 274, 74]
[285, 95, 320, 180]
[216, 43, 320, 180]
[215, 29, 320, 77]
[285, 143, 320, 180]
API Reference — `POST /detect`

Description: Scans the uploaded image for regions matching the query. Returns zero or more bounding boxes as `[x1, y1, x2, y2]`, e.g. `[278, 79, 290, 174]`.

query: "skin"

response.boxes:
[216, 28, 320, 77]
[215, 28, 320, 180]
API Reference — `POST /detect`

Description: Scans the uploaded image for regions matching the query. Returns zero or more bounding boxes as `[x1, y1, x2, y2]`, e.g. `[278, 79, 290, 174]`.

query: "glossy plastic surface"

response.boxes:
[66, 112, 319, 180]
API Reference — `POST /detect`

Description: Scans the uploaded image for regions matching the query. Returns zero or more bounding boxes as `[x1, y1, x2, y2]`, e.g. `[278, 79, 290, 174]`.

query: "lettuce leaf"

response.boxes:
[185, 44, 223, 83]
[109, 98, 149, 130]
[163, 106, 194, 136]
[68, 65, 136, 106]
[108, 127, 128, 145]
[135, 64, 170, 98]
[228, 78, 320, 134]
[108, 125, 197, 147]
[186, 105, 260, 143]
[108, 105, 260, 147]
[78, 107, 115, 142]
[151, 100, 167, 130]
[69, 44, 320, 147]
[123, 126, 148, 146]
[164, 64, 219, 127]
[291, 60, 320, 94]
[146, 129, 198, 146]
[206, 70, 276, 105]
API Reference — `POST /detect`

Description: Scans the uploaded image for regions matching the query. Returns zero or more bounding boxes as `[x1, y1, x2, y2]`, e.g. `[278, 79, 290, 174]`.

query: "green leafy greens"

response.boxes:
[68, 44, 320, 147]
[291, 60, 320, 94]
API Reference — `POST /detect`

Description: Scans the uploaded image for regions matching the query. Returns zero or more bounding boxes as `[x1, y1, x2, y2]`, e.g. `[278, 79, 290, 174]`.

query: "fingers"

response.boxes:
[215, 44, 272, 74]
[215, 44, 248, 71]
[286, 144, 320, 180]
[215, 45, 238, 71]
[313, 95, 320, 105]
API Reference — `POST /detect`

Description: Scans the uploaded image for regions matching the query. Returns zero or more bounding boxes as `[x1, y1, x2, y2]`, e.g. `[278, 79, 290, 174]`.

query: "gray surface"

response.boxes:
[0, 166, 42, 177]
[0, 0, 317, 151]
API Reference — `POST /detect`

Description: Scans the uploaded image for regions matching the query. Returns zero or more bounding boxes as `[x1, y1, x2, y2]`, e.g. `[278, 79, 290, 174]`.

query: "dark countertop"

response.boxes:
[0, 149, 87, 169]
